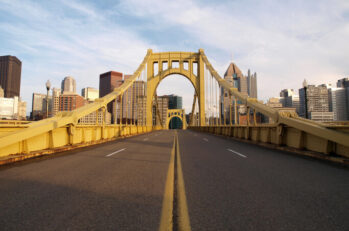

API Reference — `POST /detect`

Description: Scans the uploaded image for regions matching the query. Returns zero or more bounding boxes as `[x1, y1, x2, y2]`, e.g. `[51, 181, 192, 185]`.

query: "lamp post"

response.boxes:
[45, 80, 51, 118]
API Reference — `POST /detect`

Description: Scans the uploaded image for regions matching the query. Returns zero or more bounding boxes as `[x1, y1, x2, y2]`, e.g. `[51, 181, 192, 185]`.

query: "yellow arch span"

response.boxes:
[166, 109, 187, 130]
[146, 50, 205, 126]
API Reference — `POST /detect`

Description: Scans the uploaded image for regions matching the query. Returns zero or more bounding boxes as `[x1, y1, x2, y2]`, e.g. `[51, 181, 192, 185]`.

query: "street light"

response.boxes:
[45, 80, 51, 118]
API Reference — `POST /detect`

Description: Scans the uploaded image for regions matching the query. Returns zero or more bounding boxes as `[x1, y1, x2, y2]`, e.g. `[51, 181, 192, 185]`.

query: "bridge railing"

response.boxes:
[198, 50, 349, 158]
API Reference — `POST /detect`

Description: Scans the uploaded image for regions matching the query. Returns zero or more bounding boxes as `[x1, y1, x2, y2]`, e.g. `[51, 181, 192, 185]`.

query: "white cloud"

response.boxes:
[0, 0, 156, 114]
[1, 0, 348, 116]
[120, 0, 349, 100]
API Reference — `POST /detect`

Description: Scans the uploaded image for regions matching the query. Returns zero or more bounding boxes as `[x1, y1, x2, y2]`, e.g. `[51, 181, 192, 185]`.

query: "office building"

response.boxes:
[222, 61, 245, 124]
[168, 95, 182, 109]
[0, 96, 26, 120]
[99, 71, 123, 97]
[61, 76, 76, 94]
[59, 94, 85, 111]
[82, 87, 99, 102]
[0, 55, 22, 98]
[51, 88, 61, 117]
[299, 81, 330, 121]
[18, 100, 27, 120]
[224, 61, 248, 95]
[115, 80, 145, 124]
[247, 69, 257, 98]
[336, 78, 349, 120]
[0, 86, 4, 97]
[279, 89, 300, 115]
[222, 61, 258, 124]
[99, 71, 123, 120]
[309, 112, 334, 122]
[328, 87, 348, 121]
[337, 78, 349, 88]
[152, 96, 168, 127]
[31, 93, 47, 120]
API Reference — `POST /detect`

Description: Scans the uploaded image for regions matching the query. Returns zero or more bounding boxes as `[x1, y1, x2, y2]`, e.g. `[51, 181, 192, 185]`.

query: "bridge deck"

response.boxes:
[0, 130, 348, 230]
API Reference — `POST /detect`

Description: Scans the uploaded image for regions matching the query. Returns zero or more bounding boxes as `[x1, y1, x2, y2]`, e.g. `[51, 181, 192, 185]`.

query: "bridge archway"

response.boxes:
[146, 51, 205, 126]
[166, 109, 187, 130]
[168, 117, 183, 129]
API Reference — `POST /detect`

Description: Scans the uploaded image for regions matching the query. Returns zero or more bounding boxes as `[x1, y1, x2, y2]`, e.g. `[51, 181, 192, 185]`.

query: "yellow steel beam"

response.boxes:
[0, 49, 152, 150]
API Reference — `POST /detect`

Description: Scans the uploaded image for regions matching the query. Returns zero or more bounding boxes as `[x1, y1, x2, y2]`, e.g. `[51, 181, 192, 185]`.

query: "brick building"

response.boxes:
[59, 94, 86, 111]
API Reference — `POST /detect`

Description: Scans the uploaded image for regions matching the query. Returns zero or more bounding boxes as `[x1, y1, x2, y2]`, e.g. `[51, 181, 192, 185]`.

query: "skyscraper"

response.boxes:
[299, 83, 333, 121]
[99, 71, 123, 98]
[222, 61, 257, 124]
[120, 80, 145, 123]
[61, 76, 76, 94]
[328, 88, 347, 121]
[0, 55, 22, 98]
[99, 71, 123, 120]
[336, 78, 349, 120]
[51, 88, 61, 117]
[336, 78, 349, 88]
[31, 93, 47, 120]
[247, 70, 257, 98]
[168, 95, 182, 109]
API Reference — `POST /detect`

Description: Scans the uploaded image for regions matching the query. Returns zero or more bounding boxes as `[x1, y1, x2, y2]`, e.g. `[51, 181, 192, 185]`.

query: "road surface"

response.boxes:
[0, 130, 348, 230]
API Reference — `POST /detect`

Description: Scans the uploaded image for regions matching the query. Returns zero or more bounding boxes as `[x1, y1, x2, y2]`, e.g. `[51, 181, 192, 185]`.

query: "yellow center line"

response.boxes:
[175, 131, 191, 231]
[158, 130, 191, 231]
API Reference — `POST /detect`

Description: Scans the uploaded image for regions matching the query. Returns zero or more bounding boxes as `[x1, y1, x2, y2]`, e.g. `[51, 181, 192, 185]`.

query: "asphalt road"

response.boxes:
[0, 129, 348, 230]
[0, 130, 174, 231]
[178, 130, 349, 231]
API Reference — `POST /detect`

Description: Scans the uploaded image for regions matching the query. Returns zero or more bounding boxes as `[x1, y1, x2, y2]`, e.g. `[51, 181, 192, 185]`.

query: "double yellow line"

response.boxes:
[159, 130, 191, 231]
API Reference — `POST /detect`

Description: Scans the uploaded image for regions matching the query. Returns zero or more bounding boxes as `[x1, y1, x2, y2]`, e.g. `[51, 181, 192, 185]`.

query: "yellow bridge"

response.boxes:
[0, 49, 348, 164]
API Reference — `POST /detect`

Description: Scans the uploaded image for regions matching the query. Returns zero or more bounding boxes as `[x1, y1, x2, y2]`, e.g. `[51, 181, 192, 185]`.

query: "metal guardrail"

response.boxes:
[190, 125, 349, 159]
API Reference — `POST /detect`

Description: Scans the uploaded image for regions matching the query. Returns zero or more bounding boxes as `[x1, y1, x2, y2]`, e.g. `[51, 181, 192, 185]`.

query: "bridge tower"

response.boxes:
[145, 49, 206, 127]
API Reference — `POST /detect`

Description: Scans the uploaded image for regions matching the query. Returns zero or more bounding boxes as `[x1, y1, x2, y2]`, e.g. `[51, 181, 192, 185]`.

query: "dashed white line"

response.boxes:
[194, 134, 197, 137]
[203, 138, 208, 142]
[227, 149, 247, 158]
[106, 148, 126, 157]
[143, 138, 149, 141]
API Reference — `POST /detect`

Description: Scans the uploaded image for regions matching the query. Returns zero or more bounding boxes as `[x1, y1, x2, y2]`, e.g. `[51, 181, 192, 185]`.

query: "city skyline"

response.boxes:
[0, 0, 348, 114]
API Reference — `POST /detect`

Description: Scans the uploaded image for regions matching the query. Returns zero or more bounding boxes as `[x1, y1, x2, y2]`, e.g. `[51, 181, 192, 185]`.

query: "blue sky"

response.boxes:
[1, 0, 348, 113]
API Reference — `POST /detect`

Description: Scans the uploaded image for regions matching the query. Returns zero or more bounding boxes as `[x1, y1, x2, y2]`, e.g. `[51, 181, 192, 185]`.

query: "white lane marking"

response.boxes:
[194, 134, 197, 137]
[143, 138, 149, 141]
[154, 134, 159, 136]
[106, 148, 126, 157]
[227, 149, 247, 158]
[203, 138, 208, 142]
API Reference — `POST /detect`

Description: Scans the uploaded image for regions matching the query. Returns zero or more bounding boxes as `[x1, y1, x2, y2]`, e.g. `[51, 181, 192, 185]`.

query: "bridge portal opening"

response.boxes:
[155, 74, 197, 128]
[169, 117, 183, 129]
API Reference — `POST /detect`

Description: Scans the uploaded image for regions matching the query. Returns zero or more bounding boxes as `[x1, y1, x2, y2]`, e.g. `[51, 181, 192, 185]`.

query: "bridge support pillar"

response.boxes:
[198, 50, 205, 126]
